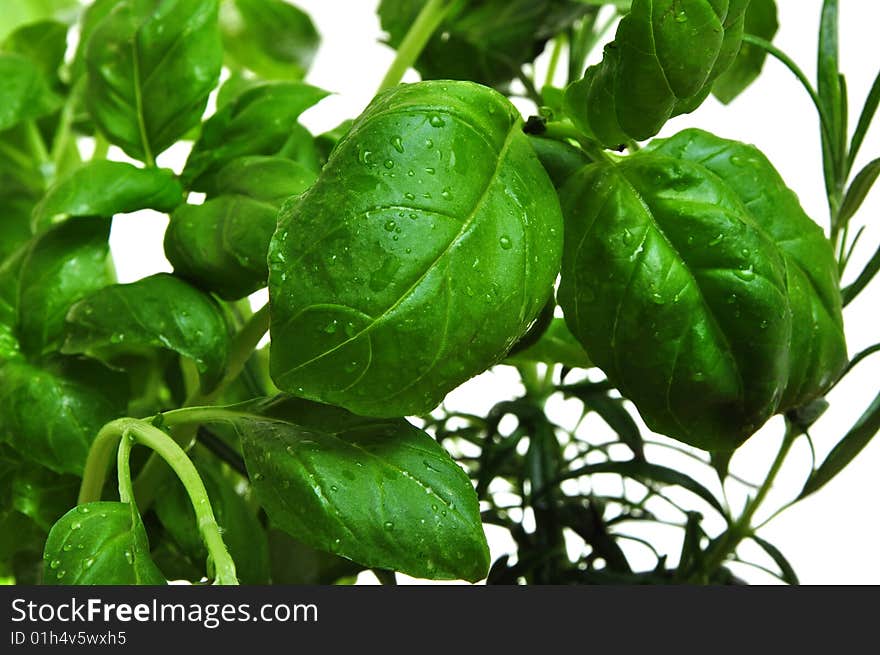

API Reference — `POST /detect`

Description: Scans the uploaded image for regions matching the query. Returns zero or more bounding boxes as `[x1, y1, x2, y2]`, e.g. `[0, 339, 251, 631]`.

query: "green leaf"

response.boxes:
[0, 357, 127, 475]
[646, 129, 847, 411]
[207, 396, 490, 581]
[32, 161, 183, 232]
[268, 80, 562, 417]
[564, 0, 750, 147]
[16, 218, 114, 356]
[62, 273, 231, 391]
[842, 239, 880, 306]
[70, 0, 118, 82]
[712, 0, 779, 104]
[848, 67, 880, 172]
[164, 195, 279, 300]
[1, 20, 69, 84]
[43, 502, 166, 585]
[155, 453, 269, 584]
[0, 53, 61, 131]
[576, 391, 644, 459]
[839, 157, 880, 225]
[559, 133, 793, 451]
[220, 0, 319, 81]
[84, 0, 222, 162]
[799, 390, 880, 499]
[567, 460, 725, 516]
[182, 81, 328, 190]
[505, 317, 592, 369]
[750, 535, 799, 585]
[204, 156, 317, 206]
[378, 0, 592, 88]
[11, 464, 79, 532]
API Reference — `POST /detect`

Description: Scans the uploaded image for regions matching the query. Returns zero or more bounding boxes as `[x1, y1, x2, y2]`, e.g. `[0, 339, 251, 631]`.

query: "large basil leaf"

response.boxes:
[165, 196, 279, 300]
[268, 80, 563, 417]
[644, 129, 847, 409]
[182, 81, 328, 190]
[378, 0, 592, 88]
[32, 161, 183, 231]
[713, 0, 779, 104]
[0, 53, 60, 131]
[220, 0, 319, 81]
[0, 357, 127, 474]
[85, 0, 222, 162]
[558, 137, 792, 451]
[43, 502, 166, 585]
[154, 453, 269, 584]
[16, 218, 114, 356]
[564, 0, 749, 148]
[211, 396, 489, 581]
[62, 273, 231, 391]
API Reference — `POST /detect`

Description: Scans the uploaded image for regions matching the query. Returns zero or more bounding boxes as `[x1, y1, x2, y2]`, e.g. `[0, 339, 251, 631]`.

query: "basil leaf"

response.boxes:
[564, 0, 749, 147]
[222, 397, 490, 581]
[155, 453, 269, 584]
[558, 135, 792, 451]
[528, 135, 592, 189]
[63, 273, 231, 391]
[750, 535, 799, 585]
[206, 156, 317, 206]
[1, 20, 68, 84]
[182, 81, 328, 190]
[268, 80, 562, 417]
[0, 357, 127, 475]
[32, 161, 183, 231]
[43, 502, 166, 585]
[646, 129, 847, 410]
[165, 195, 278, 300]
[16, 218, 114, 356]
[712, 0, 779, 104]
[85, 0, 222, 162]
[70, 0, 118, 82]
[220, 0, 319, 81]
[268, 528, 362, 584]
[0, 53, 60, 131]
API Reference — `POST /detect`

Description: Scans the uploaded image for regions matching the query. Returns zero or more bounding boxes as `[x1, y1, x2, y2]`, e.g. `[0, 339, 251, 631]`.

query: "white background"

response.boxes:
[109, 1, 880, 584]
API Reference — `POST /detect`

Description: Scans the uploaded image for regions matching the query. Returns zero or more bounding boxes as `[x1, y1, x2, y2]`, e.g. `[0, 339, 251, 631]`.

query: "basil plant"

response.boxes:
[0, 0, 877, 586]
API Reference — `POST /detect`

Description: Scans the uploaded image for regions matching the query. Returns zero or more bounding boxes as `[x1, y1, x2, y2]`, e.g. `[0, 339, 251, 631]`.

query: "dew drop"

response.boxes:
[71, 522, 81, 530]
[383, 159, 394, 169]
[429, 115, 445, 127]
[384, 521, 394, 530]
[124, 550, 133, 564]
[391, 136, 405, 153]
[384, 219, 397, 232]
[735, 266, 755, 281]
[424, 167, 435, 175]
[83, 557, 95, 569]
[499, 235, 512, 250]
[63, 544, 73, 552]
[440, 188, 452, 200]
[693, 372, 705, 382]
[730, 155, 747, 167]
[675, 11, 688, 23]
[330, 485, 339, 492]
[323, 320, 338, 334]
[622, 228, 634, 245]
[57, 570, 66, 579]
[358, 148, 372, 165]
[79, 506, 90, 514]
[708, 234, 724, 246]
[404, 192, 415, 200]
[50, 559, 61, 569]
[424, 460, 441, 473]
[425, 138, 434, 149]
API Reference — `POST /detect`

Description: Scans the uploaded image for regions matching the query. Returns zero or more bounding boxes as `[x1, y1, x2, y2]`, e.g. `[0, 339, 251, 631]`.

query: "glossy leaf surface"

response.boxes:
[63, 273, 230, 391]
[43, 502, 166, 585]
[32, 161, 182, 231]
[0, 53, 60, 131]
[268, 80, 563, 417]
[228, 397, 490, 581]
[559, 133, 793, 450]
[564, 0, 750, 147]
[713, 0, 779, 104]
[85, 0, 222, 162]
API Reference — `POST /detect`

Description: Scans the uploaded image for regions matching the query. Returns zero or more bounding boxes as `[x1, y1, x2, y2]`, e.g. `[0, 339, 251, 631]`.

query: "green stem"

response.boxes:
[91, 133, 110, 161]
[116, 432, 135, 503]
[377, 0, 453, 92]
[743, 35, 838, 164]
[79, 418, 238, 585]
[545, 35, 565, 89]
[25, 120, 52, 183]
[695, 423, 798, 579]
[50, 80, 83, 172]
